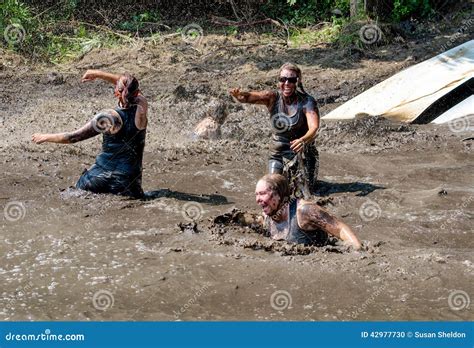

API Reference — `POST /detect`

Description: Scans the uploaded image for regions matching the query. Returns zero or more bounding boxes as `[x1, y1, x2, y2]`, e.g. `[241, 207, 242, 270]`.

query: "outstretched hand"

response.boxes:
[32, 133, 49, 144]
[81, 69, 98, 82]
[229, 88, 241, 98]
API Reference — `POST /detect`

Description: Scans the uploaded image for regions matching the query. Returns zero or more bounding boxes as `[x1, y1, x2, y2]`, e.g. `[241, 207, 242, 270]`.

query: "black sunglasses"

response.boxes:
[279, 76, 298, 84]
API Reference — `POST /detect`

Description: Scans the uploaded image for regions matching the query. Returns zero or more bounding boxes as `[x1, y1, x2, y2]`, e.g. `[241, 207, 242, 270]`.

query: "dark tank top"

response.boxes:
[269, 91, 317, 155]
[95, 105, 146, 177]
[266, 199, 328, 246]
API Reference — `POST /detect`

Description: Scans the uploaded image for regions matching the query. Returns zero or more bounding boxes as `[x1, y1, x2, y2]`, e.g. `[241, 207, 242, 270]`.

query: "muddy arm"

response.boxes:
[297, 201, 362, 250]
[290, 101, 320, 153]
[229, 88, 276, 109]
[134, 95, 148, 130]
[81, 69, 120, 84]
[32, 111, 122, 144]
[32, 122, 99, 144]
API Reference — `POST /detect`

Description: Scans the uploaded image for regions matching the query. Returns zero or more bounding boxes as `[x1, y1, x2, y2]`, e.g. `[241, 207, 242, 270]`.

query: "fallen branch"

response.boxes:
[210, 16, 281, 28]
[216, 42, 285, 49]
[77, 21, 133, 41]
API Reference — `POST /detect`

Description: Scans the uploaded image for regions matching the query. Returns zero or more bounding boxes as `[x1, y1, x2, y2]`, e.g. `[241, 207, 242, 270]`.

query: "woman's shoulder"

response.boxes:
[135, 95, 148, 107]
[298, 92, 316, 103]
[299, 93, 318, 111]
[266, 90, 278, 99]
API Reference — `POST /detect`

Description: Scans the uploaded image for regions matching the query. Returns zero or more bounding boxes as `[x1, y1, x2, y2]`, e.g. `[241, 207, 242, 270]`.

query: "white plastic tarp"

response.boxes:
[322, 40, 474, 123]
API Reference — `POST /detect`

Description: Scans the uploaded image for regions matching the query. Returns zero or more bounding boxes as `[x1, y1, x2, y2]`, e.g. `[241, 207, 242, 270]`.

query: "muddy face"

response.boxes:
[255, 180, 280, 216]
[279, 69, 298, 98]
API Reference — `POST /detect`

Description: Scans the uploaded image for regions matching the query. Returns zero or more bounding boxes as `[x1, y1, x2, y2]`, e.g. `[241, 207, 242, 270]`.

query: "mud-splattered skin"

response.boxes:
[64, 111, 123, 143]
[32, 110, 123, 144]
[297, 201, 339, 232]
[63, 122, 99, 143]
[297, 200, 361, 249]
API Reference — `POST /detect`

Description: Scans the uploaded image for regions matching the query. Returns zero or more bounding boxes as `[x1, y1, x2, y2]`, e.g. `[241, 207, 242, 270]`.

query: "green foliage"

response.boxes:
[262, 0, 316, 26]
[225, 25, 238, 36]
[118, 10, 161, 31]
[1, 0, 126, 62]
[334, 0, 350, 15]
[45, 32, 121, 64]
[55, 0, 79, 20]
[0, 0, 452, 62]
[0, 0, 31, 27]
[392, 0, 433, 21]
[0, 0, 35, 49]
[290, 17, 349, 46]
[264, 0, 351, 26]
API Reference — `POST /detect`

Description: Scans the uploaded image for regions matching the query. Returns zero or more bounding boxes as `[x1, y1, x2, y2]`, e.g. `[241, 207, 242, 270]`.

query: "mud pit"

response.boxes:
[0, 34, 473, 321]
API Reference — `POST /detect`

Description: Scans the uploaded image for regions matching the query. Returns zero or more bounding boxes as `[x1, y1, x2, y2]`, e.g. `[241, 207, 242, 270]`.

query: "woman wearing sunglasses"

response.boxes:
[230, 62, 320, 194]
[32, 70, 148, 198]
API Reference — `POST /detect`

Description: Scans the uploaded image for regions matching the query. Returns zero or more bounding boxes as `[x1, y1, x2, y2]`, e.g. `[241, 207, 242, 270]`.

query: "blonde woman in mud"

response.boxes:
[254, 174, 361, 250]
[32, 70, 148, 198]
[229, 62, 320, 193]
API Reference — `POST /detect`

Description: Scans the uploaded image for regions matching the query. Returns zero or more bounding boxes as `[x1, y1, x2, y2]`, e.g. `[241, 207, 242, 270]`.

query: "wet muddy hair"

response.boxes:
[115, 73, 140, 109]
[259, 174, 290, 203]
[279, 62, 308, 96]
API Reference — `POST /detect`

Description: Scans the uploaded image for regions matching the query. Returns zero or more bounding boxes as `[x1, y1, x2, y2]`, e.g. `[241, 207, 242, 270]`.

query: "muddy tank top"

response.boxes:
[269, 91, 317, 154]
[95, 105, 146, 177]
[265, 199, 328, 246]
[286, 199, 328, 246]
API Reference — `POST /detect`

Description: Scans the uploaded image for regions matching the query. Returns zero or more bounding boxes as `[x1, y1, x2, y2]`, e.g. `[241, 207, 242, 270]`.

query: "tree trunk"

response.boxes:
[350, 0, 358, 18]
[364, 0, 394, 19]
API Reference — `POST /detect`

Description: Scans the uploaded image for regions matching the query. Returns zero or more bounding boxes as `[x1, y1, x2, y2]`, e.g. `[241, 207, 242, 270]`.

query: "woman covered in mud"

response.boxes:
[254, 174, 361, 250]
[32, 70, 147, 198]
[230, 62, 319, 193]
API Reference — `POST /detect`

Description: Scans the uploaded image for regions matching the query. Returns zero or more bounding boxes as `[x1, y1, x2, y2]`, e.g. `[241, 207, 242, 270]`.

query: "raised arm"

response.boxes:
[134, 95, 148, 130]
[229, 88, 276, 109]
[81, 69, 120, 85]
[297, 201, 362, 250]
[32, 110, 122, 145]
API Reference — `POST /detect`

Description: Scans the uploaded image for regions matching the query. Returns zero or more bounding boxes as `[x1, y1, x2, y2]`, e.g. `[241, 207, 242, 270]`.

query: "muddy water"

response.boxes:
[1, 37, 473, 320]
[1, 118, 472, 320]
